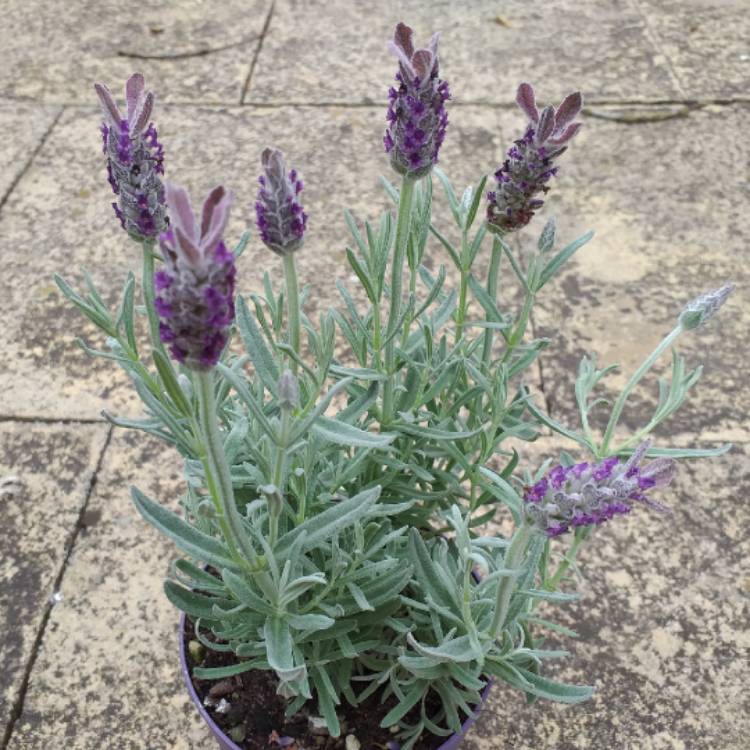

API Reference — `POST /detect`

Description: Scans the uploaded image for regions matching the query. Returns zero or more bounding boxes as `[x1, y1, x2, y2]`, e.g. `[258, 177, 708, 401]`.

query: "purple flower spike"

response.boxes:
[154, 183, 236, 370]
[384, 22, 451, 178]
[486, 82, 583, 234]
[94, 73, 168, 242]
[523, 441, 676, 538]
[255, 148, 307, 256]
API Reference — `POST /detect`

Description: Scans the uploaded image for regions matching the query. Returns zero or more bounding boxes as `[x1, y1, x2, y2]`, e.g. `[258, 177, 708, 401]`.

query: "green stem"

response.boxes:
[490, 524, 532, 637]
[383, 176, 416, 422]
[270, 409, 292, 546]
[196, 370, 259, 569]
[141, 241, 165, 355]
[283, 253, 301, 374]
[600, 325, 682, 456]
[543, 527, 590, 592]
[481, 235, 503, 367]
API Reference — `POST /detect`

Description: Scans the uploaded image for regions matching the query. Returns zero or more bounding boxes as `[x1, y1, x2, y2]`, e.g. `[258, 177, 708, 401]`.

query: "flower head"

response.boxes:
[523, 441, 676, 538]
[679, 283, 734, 330]
[94, 73, 168, 241]
[255, 148, 307, 256]
[384, 22, 451, 178]
[154, 183, 236, 370]
[486, 83, 582, 234]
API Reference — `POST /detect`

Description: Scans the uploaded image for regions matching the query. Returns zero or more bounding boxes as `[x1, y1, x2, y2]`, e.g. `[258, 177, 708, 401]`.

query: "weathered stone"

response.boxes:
[636, 0, 750, 100]
[5, 430, 208, 748]
[0, 421, 109, 739]
[248, 0, 682, 105]
[0, 1, 273, 104]
[0, 105, 60, 201]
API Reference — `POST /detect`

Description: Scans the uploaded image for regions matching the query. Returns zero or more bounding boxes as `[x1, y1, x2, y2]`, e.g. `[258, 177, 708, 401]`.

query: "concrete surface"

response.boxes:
[1, 1, 748, 748]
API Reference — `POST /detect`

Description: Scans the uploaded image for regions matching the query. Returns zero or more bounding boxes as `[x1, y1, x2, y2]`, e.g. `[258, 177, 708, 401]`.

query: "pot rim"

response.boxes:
[179, 612, 492, 750]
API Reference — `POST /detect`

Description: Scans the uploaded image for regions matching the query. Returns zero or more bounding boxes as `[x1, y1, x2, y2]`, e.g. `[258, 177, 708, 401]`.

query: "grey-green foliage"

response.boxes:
[56, 159, 731, 746]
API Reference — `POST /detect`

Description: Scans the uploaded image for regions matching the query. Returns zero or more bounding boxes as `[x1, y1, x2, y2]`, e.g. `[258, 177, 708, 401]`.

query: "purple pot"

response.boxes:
[179, 613, 491, 750]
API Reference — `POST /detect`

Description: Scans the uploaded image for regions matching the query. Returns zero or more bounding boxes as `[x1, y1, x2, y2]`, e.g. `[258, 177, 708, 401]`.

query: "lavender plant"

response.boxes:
[55, 24, 733, 750]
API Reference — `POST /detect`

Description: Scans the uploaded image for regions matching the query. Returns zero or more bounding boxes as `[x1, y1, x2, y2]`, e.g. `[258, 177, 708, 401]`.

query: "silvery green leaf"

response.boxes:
[232, 229, 251, 259]
[236, 296, 279, 395]
[131, 487, 239, 570]
[312, 416, 395, 449]
[537, 230, 594, 290]
[276, 486, 381, 556]
[287, 613, 336, 631]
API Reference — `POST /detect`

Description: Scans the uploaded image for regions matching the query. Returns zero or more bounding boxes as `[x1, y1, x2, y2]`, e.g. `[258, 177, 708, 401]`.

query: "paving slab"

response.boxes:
[5, 429, 208, 749]
[498, 104, 750, 444]
[0, 0, 272, 105]
[248, 0, 682, 105]
[1, 102, 543, 420]
[0, 421, 109, 740]
[464, 439, 750, 750]
[635, 0, 750, 100]
[0, 104, 60, 203]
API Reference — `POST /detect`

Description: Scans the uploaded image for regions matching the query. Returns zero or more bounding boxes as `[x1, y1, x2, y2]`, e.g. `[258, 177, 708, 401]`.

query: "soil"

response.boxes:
[183, 617, 468, 750]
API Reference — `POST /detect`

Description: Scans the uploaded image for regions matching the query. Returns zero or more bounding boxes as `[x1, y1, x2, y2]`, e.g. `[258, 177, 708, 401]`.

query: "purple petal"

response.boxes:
[94, 83, 122, 125]
[548, 122, 582, 146]
[125, 74, 145, 122]
[515, 82, 539, 123]
[165, 182, 197, 243]
[131, 90, 154, 136]
[174, 225, 202, 266]
[536, 105, 556, 143]
[411, 49, 434, 79]
[554, 91, 583, 131]
[200, 186, 234, 256]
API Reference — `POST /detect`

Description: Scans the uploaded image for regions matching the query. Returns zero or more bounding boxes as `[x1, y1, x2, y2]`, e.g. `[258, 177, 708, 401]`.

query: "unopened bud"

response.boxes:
[278, 369, 300, 411]
[679, 283, 734, 330]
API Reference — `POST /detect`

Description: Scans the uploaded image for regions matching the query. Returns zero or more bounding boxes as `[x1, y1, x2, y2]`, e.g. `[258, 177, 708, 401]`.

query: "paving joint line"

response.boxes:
[1, 96, 748, 111]
[240, 0, 276, 104]
[628, 0, 688, 99]
[0, 106, 64, 216]
[0, 424, 114, 750]
[0, 414, 105, 425]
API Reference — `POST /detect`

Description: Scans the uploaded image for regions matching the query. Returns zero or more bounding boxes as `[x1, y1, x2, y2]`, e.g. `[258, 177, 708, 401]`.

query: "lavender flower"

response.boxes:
[524, 442, 676, 538]
[255, 148, 307, 256]
[486, 83, 582, 234]
[679, 283, 735, 330]
[154, 183, 236, 370]
[384, 22, 451, 178]
[94, 73, 168, 241]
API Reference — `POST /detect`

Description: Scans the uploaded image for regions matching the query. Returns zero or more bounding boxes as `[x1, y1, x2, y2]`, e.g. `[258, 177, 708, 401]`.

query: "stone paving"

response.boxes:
[1, 1, 748, 749]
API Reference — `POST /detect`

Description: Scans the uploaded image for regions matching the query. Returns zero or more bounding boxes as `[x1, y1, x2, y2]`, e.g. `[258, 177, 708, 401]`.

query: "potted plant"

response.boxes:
[56, 21, 733, 750]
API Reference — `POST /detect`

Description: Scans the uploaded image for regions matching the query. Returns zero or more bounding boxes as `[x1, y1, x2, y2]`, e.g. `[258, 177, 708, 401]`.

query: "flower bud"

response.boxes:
[94, 73, 168, 241]
[487, 83, 582, 234]
[255, 148, 307, 256]
[154, 183, 236, 370]
[679, 283, 734, 330]
[384, 22, 450, 178]
[278, 369, 300, 411]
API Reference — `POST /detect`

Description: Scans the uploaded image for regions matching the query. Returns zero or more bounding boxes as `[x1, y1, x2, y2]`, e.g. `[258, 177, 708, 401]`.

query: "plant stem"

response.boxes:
[481, 235, 503, 367]
[600, 325, 682, 456]
[283, 253, 301, 374]
[490, 524, 532, 637]
[383, 176, 416, 422]
[543, 526, 590, 592]
[141, 241, 166, 355]
[196, 370, 259, 569]
[270, 408, 292, 546]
